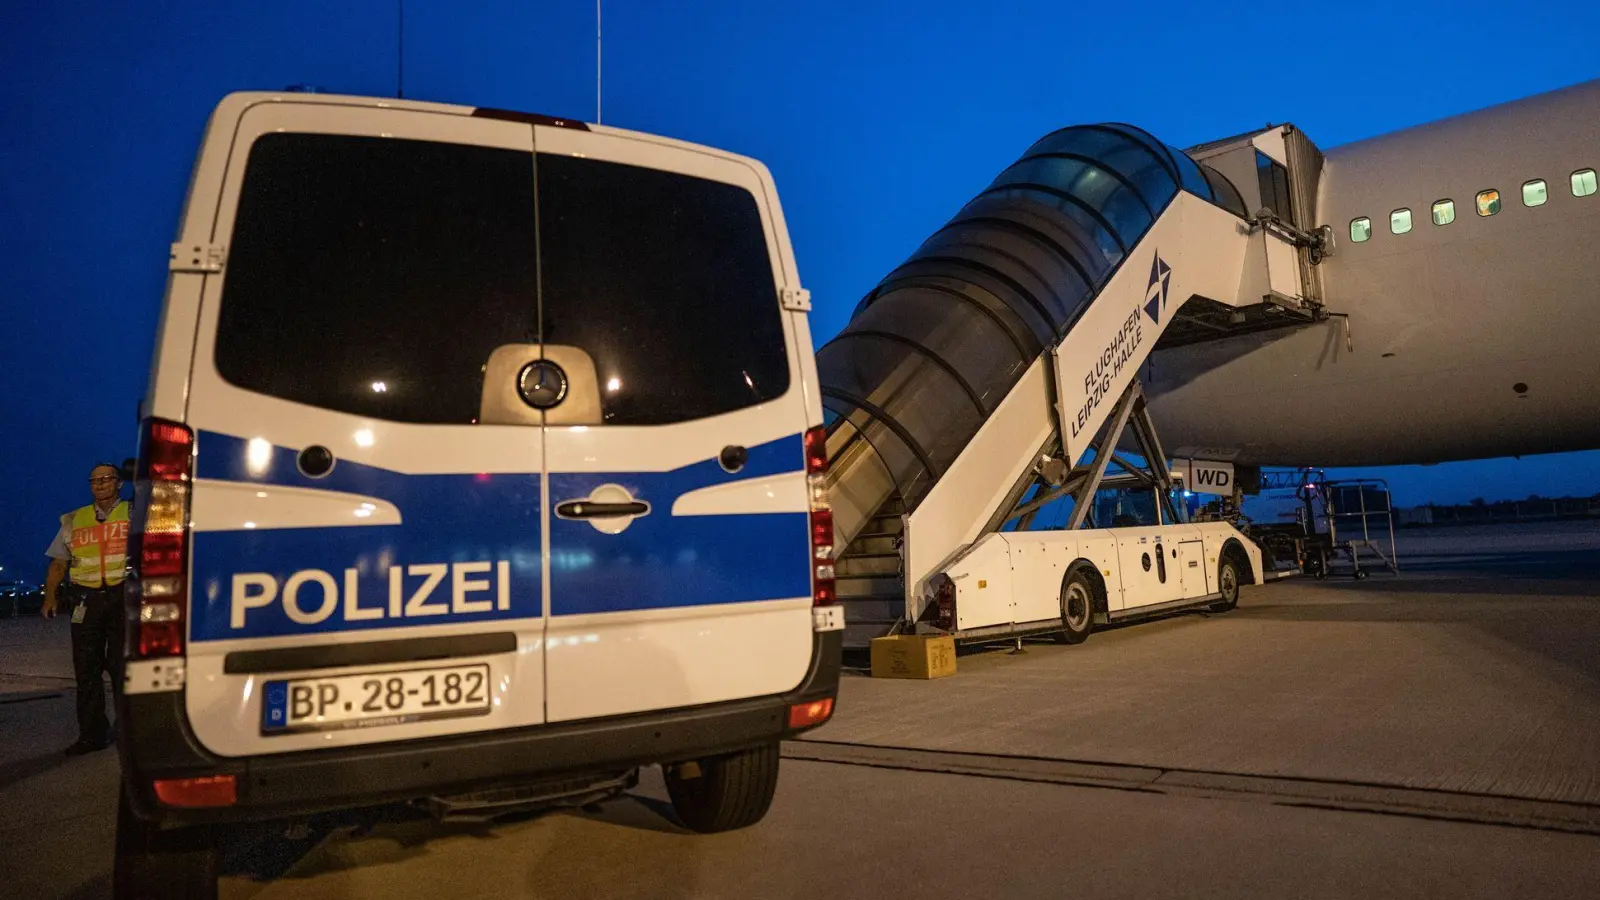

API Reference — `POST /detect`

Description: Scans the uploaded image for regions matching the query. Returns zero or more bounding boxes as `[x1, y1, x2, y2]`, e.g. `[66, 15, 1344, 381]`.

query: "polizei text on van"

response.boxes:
[231, 561, 513, 630]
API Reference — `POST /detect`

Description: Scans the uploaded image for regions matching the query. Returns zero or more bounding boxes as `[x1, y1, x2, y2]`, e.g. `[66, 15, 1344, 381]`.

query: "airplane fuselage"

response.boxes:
[1147, 79, 1600, 467]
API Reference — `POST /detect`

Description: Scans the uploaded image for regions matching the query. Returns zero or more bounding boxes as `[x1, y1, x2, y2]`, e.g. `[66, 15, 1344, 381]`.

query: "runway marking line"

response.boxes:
[786, 738, 1600, 837]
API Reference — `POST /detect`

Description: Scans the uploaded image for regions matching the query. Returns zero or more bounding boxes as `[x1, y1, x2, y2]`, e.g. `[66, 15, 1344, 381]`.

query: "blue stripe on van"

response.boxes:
[187, 431, 808, 641]
[548, 469, 809, 617]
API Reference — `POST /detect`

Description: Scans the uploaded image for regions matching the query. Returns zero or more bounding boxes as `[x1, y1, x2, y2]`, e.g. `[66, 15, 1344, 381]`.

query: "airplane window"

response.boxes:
[1476, 189, 1501, 217]
[1349, 217, 1371, 242]
[1431, 199, 1455, 226]
[1522, 179, 1548, 207]
[1389, 208, 1412, 234]
[1572, 169, 1597, 197]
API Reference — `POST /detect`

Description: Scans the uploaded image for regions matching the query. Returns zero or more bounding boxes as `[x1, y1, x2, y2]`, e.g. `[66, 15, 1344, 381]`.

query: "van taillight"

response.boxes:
[804, 425, 836, 606]
[129, 419, 194, 659]
[153, 774, 237, 808]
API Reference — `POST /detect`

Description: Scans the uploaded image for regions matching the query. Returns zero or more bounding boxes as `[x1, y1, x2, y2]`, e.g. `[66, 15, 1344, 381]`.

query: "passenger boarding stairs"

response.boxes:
[820, 122, 1334, 647]
[834, 496, 907, 648]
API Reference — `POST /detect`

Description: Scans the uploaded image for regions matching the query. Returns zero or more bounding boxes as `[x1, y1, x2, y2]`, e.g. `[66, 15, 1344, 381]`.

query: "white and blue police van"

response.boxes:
[115, 91, 843, 896]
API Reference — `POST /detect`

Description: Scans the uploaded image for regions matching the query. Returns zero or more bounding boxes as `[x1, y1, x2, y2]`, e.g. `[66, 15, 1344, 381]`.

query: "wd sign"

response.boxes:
[1174, 458, 1235, 495]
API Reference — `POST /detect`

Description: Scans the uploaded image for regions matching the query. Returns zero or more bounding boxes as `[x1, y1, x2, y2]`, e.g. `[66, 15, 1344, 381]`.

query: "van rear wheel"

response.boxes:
[665, 742, 781, 833]
[114, 786, 218, 900]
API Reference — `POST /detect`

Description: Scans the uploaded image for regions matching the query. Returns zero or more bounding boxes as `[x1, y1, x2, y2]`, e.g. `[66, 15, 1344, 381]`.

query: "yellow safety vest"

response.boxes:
[67, 502, 130, 589]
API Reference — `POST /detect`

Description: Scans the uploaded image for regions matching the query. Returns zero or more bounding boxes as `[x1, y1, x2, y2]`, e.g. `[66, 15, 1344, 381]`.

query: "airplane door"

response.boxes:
[1264, 231, 1303, 303]
[1256, 151, 1306, 305]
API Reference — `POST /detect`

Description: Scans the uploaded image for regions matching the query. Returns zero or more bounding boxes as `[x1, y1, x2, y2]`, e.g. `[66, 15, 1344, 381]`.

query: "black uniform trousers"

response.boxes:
[68, 584, 125, 745]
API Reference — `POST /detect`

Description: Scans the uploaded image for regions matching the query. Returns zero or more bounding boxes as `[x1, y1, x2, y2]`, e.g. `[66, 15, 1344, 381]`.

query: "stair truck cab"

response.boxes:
[116, 91, 841, 896]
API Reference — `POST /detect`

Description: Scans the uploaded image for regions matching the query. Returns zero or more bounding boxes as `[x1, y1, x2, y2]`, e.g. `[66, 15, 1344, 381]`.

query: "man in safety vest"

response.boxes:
[42, 462, 130, 755]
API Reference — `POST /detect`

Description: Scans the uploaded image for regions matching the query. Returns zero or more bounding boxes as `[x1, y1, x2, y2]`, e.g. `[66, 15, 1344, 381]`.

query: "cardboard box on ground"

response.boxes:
[869, 634, 956, 679]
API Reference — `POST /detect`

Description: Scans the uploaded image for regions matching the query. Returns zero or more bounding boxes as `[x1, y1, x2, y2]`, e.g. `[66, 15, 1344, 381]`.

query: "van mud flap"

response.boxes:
[421, 769, 638, 822]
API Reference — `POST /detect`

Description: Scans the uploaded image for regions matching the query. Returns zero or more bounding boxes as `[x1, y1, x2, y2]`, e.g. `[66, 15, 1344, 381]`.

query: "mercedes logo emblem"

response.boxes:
[517, 360, 569, 410]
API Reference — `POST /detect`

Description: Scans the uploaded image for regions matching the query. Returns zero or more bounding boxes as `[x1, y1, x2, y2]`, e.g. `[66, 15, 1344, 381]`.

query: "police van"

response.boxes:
[116, 91, 842, 895]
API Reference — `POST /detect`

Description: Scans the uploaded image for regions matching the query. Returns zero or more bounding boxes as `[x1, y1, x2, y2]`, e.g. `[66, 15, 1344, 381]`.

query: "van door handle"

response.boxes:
[556, 500, 650, 519]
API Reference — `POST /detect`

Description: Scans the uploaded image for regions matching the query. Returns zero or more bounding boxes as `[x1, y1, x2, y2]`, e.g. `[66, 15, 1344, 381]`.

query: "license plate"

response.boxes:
[261, 664, 491, 734]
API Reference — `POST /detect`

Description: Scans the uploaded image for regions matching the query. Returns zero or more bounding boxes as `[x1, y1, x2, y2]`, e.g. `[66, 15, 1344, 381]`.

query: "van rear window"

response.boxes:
[216, 133, 788, 425]
[217, 134, 539, 424]
[535, 153, 789, 425]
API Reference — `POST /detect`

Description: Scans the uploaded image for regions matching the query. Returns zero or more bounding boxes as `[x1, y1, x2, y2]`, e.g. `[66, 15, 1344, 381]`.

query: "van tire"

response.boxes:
[1209, 554, 1242, 613]
[1052, 568, 1095, 645]
[665, 742, 781, 833]
[114, 788, 218, 900]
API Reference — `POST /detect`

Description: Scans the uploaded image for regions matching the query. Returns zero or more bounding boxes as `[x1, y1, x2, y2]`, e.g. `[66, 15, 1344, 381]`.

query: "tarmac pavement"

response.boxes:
[2, 520, 1597, 898]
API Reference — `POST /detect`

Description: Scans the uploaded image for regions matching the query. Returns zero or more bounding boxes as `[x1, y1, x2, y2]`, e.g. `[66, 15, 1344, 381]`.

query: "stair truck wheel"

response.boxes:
[1053, 566, 1096, 645]
[1209, 552, 1243, 613]
[665, 742, 781, 833]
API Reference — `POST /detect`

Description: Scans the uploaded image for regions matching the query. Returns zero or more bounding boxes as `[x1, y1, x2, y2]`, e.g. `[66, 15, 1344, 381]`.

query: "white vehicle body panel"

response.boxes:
[1053, 195, 1250, 465]
[144, 92, 823, 758]
[530, 122, 816, 723]
[174, 98, 550, 757]
[937, 522, 1260, 634]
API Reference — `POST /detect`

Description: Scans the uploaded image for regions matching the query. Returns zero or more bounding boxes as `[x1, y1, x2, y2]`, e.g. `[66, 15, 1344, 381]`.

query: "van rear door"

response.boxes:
[180, 98, 547, 756]
[531, 124, 816, 722]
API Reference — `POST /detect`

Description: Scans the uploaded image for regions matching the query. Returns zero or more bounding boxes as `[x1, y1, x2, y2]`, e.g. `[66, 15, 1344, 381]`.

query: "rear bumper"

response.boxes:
[119, 629, 841, 826]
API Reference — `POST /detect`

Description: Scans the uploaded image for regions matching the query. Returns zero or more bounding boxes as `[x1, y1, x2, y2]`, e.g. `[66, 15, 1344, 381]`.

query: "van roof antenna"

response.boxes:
[396, 0, 406, 99]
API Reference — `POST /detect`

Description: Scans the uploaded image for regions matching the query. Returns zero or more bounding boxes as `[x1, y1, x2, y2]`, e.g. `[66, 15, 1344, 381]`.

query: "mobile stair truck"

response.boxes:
[818, 122, 1342, 648]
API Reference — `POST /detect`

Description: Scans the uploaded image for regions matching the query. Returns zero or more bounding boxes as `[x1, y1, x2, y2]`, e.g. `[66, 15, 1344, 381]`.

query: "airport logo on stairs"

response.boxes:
[1145, 253, 1172, 324]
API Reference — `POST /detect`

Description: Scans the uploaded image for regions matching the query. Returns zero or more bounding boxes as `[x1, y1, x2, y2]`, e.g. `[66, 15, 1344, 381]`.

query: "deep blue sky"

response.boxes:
[2, 1, 1596, 577]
